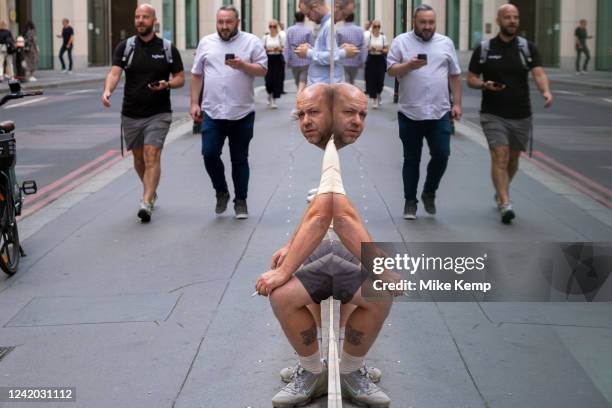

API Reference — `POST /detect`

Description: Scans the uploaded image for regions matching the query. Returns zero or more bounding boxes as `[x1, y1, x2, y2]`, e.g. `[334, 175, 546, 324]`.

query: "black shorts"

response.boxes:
[294, 239, 364, 304]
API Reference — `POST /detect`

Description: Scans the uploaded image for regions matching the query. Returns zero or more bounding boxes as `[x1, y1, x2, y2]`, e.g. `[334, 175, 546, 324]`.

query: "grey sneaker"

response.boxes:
[421, 192, 436, 214]
[151, 193, 158, 210]
[234, 199, 249, 220]
[500, 203, 515, 224]
[137, 201, 152, 223]
[280, 363, 300, 384]
[272, 366, 327, 407]
[403, 200, 417, 220]
[363, 363, 382, 384]
[340, 368, 390, 407]
[215, 192, 230, 214]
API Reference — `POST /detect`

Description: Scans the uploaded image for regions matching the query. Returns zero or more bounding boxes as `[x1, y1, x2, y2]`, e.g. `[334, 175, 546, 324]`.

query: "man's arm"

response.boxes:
[190, 73, 203, 122]
[168, 71, 185, 89]
[531, 66, 553, 108]
[101, 66, 123, 107]
[449, 74, 462, 120]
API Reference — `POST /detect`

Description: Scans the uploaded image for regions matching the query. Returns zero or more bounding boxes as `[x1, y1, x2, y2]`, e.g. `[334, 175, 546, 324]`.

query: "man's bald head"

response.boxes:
[136, 3, 156, 17]
[332, 83, 368, 149]
[496, 4, 519, 37]
[297, 84, 333, 149]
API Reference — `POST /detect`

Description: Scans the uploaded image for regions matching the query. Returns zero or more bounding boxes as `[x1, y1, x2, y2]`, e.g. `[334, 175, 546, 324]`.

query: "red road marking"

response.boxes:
[19, 152, 128, 219]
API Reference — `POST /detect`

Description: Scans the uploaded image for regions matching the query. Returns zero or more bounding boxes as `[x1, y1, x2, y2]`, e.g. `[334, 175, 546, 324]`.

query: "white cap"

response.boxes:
[317, 136, 345, 195]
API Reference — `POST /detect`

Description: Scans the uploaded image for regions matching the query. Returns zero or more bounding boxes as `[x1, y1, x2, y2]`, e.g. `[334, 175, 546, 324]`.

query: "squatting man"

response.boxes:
[255, 83, 401, 408]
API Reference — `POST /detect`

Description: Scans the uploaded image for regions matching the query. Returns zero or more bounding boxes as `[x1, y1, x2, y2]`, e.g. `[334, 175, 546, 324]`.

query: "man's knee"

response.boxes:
[491, 147, 510, 168]
[269, 284, 300, 316]
[143, 146, 161, 168]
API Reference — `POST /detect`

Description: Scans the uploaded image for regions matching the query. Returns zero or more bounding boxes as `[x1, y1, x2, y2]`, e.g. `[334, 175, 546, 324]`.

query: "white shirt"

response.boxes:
[367, 33, 387, 54]
[262, 33, 284, 54]
[387, 31, 461, 121]
[191, 31, 268, 121]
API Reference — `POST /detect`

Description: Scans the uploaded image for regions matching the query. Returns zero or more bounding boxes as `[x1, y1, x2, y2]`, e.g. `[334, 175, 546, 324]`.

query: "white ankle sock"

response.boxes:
[338, 327, 345, 355]
[340, 350, 364, 374]
[299, 350, 323, 374]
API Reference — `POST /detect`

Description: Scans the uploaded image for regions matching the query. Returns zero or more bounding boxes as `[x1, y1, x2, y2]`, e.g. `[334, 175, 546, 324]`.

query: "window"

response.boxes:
[288, 0, 296, 26]
[446, 0, 460, 48]
[162, 0, 176, 42]
[223, 0, 233, 5]
[394, 0, 407, 37]
[242, 0, 252, 33]
[185, 0, 198, 48]
[469, 0, 483, 49]
[273, 0, 280, 21]
[596, 0, 612, 70]
[368, 0, 375, 21]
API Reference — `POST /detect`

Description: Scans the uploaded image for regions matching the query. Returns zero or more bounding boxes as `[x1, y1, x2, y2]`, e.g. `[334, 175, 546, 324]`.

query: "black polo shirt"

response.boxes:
[112, 36, 184, 119]
[468, 36, 542, 119]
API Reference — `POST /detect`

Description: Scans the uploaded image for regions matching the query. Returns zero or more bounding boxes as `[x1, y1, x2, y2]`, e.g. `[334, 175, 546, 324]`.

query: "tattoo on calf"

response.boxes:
[301, 324, 317, 346]
[346, 324, 364, 345]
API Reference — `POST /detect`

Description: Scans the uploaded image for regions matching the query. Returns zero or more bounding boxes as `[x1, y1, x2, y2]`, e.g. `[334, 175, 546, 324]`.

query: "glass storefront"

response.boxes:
[273, 0, 280, 21]
[30, 0, 53, 69]
[287, 0, 296, 26]
[394, 0, 407, 37]
[596, 0, 612, 71]
[162, 0, 175, 42]
[368, 0, 375, 22]
[469, 0, 483, 49]
[88, 0, 110, 66]
[186, 0, 199, 48]
[242, 0, 252, 33]
[446, 0, 460, 48]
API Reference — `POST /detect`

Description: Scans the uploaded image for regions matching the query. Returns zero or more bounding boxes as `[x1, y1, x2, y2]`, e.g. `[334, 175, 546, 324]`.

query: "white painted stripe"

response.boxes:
[555, 90, 584, 96]
[3, 97, 47, 109]
[327, 299, 342, 407]
[64, 89, 95, 96]
[603, 98, 612, 104]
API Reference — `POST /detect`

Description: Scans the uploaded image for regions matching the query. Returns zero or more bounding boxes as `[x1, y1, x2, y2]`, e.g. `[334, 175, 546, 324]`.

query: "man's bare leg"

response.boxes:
[490, 146, 510, 205]
[132, 148, 145, 182]
[142, 144, 162, 204]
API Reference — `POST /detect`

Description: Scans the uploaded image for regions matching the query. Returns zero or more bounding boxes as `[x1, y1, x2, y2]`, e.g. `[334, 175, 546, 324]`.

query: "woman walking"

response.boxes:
[262, 19, 285, 109]
[22, 21, 39, 81]
[0, 20, 15, 81]
[364, 21, 388, 108]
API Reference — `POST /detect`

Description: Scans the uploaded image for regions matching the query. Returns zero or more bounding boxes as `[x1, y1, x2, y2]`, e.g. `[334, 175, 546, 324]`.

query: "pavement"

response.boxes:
[0, 72, 610, 408]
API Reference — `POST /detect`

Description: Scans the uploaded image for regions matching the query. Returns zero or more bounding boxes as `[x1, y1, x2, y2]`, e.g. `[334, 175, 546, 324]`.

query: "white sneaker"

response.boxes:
[377, 94, 382, 106]
[267, 94, 272, 106]
[61, 69, 68, 73]
[28, 76, 37, 82]
[271, 99, 278, 109]
[500, 203, 515, 224]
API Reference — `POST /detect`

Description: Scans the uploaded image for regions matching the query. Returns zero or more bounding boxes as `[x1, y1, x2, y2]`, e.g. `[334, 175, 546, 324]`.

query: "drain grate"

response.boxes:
[0, 346, 15, 362]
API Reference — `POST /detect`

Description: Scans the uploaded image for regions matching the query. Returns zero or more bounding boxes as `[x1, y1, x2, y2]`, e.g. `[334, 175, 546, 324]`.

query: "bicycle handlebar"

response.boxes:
[0, 89, 44, 107]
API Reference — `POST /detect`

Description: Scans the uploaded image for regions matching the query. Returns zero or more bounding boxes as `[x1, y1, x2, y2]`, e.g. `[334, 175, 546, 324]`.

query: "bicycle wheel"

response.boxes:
[0, 185, 20, 276]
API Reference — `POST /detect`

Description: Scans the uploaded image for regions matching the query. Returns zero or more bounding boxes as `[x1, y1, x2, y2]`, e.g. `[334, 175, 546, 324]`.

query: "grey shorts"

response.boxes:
[121, 112, 172, 150]
[480, 113, 532, 152]
[291, 66, 309, 88]
[294, 239, 363, 304]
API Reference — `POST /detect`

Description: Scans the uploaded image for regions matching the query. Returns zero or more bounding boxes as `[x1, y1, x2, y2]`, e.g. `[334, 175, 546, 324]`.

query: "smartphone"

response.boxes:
[148, 81, 160, 88]
[225, 53, 235, 60]
[491, 81, 506, 89]
[417, 53, 427, 61]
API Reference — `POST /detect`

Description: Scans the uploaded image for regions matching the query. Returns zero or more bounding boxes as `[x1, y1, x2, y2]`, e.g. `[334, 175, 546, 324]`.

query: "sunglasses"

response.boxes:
[269, 25, 278, 28]
[372, 25, 380, 28]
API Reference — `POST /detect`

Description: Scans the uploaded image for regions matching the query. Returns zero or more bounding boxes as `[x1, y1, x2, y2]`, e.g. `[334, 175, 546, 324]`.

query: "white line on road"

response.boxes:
[64, 89, 96, 96]
[555, 90, 584, 96]
[603, 98, 612, 104]
[3, 97, 47, 109]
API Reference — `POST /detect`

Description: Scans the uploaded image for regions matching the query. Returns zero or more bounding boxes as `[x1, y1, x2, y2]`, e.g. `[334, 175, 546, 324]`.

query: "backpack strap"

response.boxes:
[479, 39, 490, 64]
[121, 36, 137, 70]
[162, 38, 173, 64]
[517, 36, 532, 70]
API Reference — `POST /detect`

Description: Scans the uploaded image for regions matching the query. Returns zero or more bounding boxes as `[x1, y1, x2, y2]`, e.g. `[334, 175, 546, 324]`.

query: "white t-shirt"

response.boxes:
[367, 33, 387, 54]
[387, 31, 461, 121]
[262, 33, 284, 55]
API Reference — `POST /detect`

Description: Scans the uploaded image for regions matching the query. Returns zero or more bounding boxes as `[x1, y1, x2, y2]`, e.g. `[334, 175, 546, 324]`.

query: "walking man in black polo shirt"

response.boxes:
[101, 3, 184, 223]
[467, 4, 552, 224]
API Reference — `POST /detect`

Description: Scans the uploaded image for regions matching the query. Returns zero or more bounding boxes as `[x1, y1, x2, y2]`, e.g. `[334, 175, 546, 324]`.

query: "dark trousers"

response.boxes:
[365, 54, 386, 98]
[265, 54, 285, 99]
[398, 112, 451, 201]
[576, 46, 590, 72]
[201, 111, 255, 200]
[59, 45, 72, 70]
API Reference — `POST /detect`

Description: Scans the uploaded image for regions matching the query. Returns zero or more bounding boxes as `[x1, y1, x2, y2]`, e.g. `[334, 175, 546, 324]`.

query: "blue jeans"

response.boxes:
[201, 112, 255, 200]
[398, 112, 451, 201]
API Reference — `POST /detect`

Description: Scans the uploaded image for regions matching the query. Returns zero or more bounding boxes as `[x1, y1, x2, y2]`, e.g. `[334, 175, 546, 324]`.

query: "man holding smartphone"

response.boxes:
[190, 5, 267, 219]
[387, 4, 462, 220]
[467, 4, 552, 224]
[102, 3, 184, 223]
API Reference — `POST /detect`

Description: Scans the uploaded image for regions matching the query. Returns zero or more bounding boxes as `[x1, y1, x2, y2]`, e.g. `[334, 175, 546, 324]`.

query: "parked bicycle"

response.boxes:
[0, 80, 39, 275]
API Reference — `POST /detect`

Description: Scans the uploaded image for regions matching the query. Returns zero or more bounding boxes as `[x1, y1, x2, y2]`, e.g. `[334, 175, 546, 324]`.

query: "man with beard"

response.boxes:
[295, 0, 359, 85]
[190, 5, 267, 219]
[467, 4, 552, 224]
[388, 4, 462, 220]
[102, 4, 184, 223]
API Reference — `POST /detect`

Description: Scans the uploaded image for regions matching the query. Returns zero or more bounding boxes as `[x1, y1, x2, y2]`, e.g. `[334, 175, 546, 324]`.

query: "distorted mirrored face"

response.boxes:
[135, 6, 156, 36]
[217, 9, 240, 41]
[497, 5, 519, 36]
[413, 10, 436, 41]
[297, 85, 333, 149]
[333, 84, 368, 149]
[334, 0, 355, 22]
[301, 0, 326, 24]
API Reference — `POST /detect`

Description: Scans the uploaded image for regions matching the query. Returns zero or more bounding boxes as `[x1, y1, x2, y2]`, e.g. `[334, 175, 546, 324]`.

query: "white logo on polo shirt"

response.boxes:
[152, 54, 165, 59]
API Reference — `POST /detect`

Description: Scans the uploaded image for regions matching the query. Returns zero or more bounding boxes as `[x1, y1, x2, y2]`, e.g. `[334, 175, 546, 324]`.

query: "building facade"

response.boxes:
[0, 0, 610, 71]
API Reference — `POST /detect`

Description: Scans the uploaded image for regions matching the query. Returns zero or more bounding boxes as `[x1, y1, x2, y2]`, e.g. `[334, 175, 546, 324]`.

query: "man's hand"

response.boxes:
[379, 269, 405, 297]
[407, 56, 427, 71]
[148, 80, 169, 92]
[271, 246, 290, 269]
[255, 269, 291, 296]
[190, 104, 202, 123]
[295, 43, 311, 58]
[225, 56, 245, 70]
[451, 104, 462, 121]
[101, 91, 112, 108]
[340, 43, 359, 58]
[482, 80, 505, 92]
[542, 91, 553, 108]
